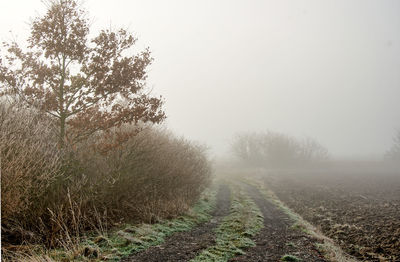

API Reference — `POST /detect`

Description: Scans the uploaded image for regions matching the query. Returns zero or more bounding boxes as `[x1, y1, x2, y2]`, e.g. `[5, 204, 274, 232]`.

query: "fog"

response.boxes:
[1, 0, 399, 159]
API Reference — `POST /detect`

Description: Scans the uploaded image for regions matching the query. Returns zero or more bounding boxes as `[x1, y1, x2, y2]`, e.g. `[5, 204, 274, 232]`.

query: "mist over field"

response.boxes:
[2, 0, 400, 159]
[1, 1, 400, 261]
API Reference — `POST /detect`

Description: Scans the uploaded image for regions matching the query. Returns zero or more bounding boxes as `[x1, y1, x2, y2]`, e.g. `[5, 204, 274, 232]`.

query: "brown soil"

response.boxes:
[230, 183, 327, 262]
[122, 180, 335, 262]
[265, 172, 400, 261]
[122, 184, 231, 262]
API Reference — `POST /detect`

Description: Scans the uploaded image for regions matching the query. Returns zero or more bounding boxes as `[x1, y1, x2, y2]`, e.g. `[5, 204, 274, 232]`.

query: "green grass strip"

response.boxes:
[191, 185, 264, 262]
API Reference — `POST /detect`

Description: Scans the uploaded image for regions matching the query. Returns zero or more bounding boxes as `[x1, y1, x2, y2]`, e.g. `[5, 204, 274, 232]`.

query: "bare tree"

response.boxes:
[299, 137, 330, 162]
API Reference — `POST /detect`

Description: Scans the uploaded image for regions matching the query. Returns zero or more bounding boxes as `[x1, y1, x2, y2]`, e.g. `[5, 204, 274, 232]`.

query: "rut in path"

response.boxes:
[231, 183, 327, 262]
[123, 184, 231, 262]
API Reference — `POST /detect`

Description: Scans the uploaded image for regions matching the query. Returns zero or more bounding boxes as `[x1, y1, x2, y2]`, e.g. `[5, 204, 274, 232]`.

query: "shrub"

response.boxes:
[66, 126, 212, 223]
[0, 101, 62, 244]
[1, 101, 211, 249]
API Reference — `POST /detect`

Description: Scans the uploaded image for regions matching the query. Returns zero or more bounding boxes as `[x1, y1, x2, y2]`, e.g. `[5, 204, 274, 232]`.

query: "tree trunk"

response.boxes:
[59, 115, 66, 147]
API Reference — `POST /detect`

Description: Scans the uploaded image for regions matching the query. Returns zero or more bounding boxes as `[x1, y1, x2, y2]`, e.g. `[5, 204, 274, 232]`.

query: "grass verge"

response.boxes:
[7, 188, 217, 262]
[190, 184, 263, 262]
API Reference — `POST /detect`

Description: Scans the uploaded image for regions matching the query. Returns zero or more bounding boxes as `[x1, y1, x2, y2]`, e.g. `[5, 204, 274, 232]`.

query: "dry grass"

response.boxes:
[1, 101, 211, 259]
[0, 101, 62, 244]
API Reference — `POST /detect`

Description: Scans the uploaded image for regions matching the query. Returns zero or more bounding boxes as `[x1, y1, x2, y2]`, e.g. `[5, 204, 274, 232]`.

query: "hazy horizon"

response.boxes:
[1, 0, 399, 159]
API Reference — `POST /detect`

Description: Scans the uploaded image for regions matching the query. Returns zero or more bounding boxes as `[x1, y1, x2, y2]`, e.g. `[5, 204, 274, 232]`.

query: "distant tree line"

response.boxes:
[231, 131, 329, 168]
[386, 129, 400, 162]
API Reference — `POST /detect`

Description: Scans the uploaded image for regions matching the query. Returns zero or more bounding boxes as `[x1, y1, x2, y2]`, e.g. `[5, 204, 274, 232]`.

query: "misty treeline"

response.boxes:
[0, 0, 211, 248]
[385, 130, 400, 162]
[231, 131, 329, 168]
[231, 130, 400, 170]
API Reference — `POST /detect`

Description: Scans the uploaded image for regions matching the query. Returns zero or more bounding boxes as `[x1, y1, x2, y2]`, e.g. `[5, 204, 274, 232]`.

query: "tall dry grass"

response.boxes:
[1, 101, 211, 253]
[0, 102, 62, 244]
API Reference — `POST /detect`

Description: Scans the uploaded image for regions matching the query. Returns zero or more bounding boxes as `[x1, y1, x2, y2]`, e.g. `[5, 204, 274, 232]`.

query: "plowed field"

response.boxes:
[264, 171, 400, 261]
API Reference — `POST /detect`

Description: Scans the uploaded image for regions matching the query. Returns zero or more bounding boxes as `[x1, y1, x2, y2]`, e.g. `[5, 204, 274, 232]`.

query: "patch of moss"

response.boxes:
[286, 242, 296, 247]
[281, 254, 302, 261]
[291, 222, 310, 234]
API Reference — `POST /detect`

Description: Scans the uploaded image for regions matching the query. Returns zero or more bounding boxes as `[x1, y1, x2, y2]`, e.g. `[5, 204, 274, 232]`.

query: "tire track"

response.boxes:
[123, 184, 231, 262]
[231, 183, 327, 262]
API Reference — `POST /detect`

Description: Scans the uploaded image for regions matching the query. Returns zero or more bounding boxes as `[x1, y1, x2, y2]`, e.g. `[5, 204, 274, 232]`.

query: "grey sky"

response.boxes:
[1, 0, 399, 158]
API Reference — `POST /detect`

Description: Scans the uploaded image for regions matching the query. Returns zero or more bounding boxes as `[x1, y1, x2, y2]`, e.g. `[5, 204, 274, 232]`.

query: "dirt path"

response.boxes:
[230, 183, 327, 262]
[122, 184, 231, 262]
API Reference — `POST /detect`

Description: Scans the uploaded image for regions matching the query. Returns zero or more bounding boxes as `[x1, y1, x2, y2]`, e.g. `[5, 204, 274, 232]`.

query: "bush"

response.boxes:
[66, 126, 212, 223]
[0, 101, 62, 244]
[1, 101, 211, 249]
